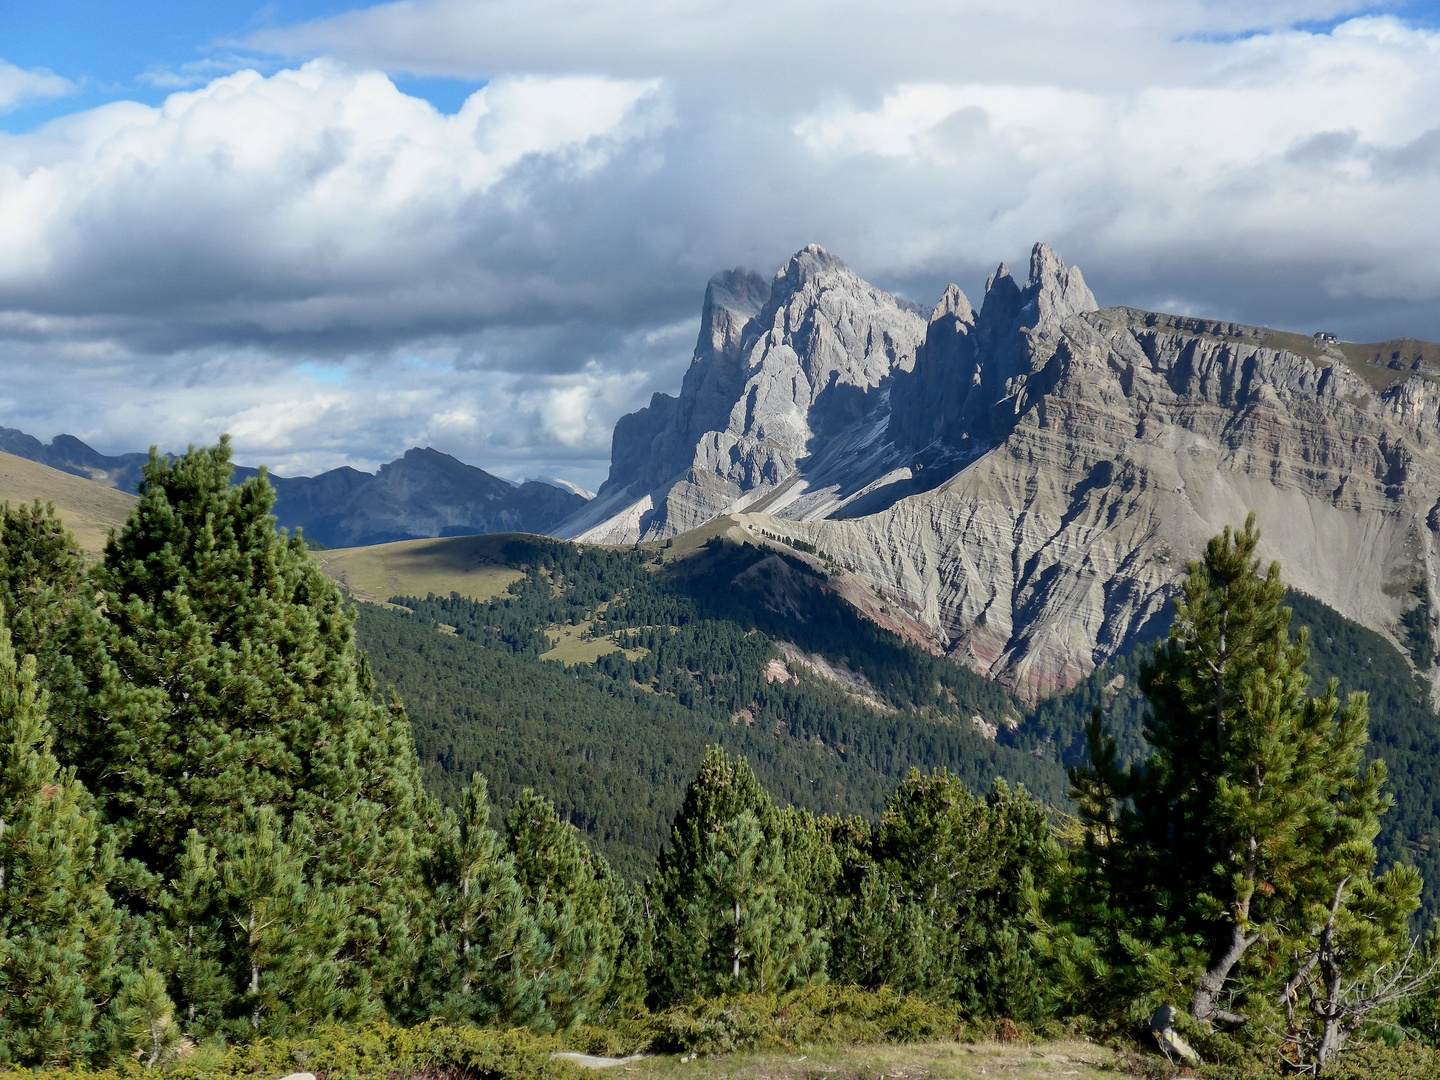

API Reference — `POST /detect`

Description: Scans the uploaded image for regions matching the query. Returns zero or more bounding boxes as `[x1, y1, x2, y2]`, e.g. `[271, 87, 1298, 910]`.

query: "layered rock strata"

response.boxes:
[568, 245, 1440, 703]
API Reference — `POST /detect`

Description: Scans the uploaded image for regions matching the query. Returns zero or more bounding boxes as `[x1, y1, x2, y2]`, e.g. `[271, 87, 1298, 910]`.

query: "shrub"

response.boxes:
[572, 986, 968, 1055]
[0, 1023, 565, 1080]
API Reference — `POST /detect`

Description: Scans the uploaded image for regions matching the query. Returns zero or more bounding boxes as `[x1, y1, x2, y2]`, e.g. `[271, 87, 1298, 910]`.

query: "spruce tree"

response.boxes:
[0, 608, 127, 1066]
[421, 774, 547, 1028]
[71, 440, 436, 1021]
[649, 747, 825, 1002]
[1070, 515, 1419, 1034]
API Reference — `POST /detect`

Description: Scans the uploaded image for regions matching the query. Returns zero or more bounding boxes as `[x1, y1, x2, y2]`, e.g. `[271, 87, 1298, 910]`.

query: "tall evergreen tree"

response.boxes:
[0, 608, 128, 1066]
[0, 501, 101, 747]
[649, 747, 826, 1002]
[420, 774, 547, 1028]
[68, 440, 437, 1020]
[159, 811, 349, 1037]
[1069, 515, 1419, 1034]
[505, 789, 627, 1028]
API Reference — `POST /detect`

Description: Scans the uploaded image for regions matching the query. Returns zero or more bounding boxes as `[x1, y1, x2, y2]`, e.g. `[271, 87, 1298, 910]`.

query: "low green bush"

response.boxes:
[572, 986, 968, 1055]
[1325, 1040, 1440, 1080]
[0, 1023, 565, 1080]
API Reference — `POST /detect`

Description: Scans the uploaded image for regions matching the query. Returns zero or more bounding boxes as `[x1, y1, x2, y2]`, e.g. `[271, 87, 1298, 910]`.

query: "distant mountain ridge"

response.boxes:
[0, 429, 588, 548]
[560, 243, 1440, 705]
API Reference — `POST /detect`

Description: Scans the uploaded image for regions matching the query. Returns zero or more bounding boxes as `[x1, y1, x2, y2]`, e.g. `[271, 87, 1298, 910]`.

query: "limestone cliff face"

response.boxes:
[791, 304, 1440, 702]
[568, 244, 1440, 703]
[563, 246, 929, 541]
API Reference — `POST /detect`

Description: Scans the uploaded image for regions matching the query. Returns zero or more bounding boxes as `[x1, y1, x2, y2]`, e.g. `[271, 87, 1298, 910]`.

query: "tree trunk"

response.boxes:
[1191, 921, 1257, 1023]
[249, 912, 261, 1031]
[732, 899, 741, 980]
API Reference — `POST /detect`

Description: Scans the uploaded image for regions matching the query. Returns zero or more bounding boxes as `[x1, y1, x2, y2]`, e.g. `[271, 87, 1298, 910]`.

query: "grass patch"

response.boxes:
[542, 619, 648, 665]
[621, 1042, 1121, 1080]
[0, 450, 137, 555]
[315, 534, 526, 605]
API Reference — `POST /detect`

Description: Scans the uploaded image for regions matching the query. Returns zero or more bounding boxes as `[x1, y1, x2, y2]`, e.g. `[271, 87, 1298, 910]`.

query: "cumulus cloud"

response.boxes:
[4, 2, 1440, 484]
[0, 60, 75, 113]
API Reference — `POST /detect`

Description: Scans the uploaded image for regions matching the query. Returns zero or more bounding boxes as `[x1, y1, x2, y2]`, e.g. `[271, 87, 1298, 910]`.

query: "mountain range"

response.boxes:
[0, 429, 589, 548]
[557, 243, 1440, 705]
[9, 240, 1440, 707]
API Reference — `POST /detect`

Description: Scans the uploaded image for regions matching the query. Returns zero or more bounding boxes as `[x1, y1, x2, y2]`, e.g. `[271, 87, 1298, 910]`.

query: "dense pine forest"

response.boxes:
[361, 532, 1440, 921]
[358, 537, 1067, 878]
[1, 441, 1438, 1078]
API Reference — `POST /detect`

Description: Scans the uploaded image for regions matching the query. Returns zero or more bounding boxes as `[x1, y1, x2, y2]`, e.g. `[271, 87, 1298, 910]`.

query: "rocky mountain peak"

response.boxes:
[984, 262, 1015, 297]
[698, 268, 770, 358]
[1028, 241, 1097, 325]
[775, 242, 852, 286]
[567, 244, 931, 541]
[568, 240, 1440, 709]
[933, 283, 975, 325]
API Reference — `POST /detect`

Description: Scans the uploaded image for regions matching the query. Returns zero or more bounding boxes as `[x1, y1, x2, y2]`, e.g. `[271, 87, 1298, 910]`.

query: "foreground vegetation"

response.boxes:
[1, 441, 1437, 1076]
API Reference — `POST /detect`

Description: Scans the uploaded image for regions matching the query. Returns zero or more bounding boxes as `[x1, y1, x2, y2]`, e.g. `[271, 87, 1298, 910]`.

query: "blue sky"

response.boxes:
[5, 1, 1440, 484]
[0, 3, 484, 131]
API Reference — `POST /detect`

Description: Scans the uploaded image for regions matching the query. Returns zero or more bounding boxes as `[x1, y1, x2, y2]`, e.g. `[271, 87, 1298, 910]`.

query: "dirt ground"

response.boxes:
[606, 1041, 1127, 1080]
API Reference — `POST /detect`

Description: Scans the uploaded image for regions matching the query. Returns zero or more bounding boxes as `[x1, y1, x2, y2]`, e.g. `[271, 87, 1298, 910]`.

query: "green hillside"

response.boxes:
[358, 532, 1440, 924]
[358, 536, 1068, 879]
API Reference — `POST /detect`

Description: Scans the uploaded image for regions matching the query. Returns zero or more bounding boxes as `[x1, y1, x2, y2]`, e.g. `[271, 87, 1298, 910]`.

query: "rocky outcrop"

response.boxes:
[563, 245, 930, 541]
[576, 243, 1440, 704]
[786, 300, 1440, 702]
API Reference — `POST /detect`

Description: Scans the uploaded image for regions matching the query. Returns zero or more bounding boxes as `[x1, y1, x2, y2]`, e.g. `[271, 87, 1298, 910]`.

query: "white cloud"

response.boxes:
[7, 3, 1440, 486]
[136, 55, 272, 90]
[0, 59, 75, 113]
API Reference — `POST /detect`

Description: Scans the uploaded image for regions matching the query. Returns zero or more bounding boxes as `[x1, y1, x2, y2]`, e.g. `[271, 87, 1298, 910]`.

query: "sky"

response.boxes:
[4, 2, 1440, 488]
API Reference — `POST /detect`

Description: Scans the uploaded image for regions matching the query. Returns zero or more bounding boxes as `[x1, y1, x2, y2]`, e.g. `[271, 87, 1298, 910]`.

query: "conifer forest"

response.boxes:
[2, 442, 1439, 1077]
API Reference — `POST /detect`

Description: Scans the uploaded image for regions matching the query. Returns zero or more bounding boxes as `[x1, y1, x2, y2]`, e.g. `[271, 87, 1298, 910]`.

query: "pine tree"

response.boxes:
[505, 789, 624, 1029]
[70, 440, 438, 1021]
[115, 967, 181, 1068]
[649, 747, 825, 1002]
[160, 811, 349, 1037]
[0, 607, 126, 1067]
[421, 774, 547, 1028]
[0, 501, 102, 747]
[1070, 515, 1420, 1037]
[838, 770, 1055, 1018]
[592, 853, 653, 1021]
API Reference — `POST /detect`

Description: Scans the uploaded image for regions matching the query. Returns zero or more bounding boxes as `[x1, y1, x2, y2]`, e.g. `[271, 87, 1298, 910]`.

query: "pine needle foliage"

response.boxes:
[830, 771, 1057, 1020]
[420, 773, 548, 1029]
[0, 501, 101, 748]
[0, 607, 127, 1067]
[649, 747, 828, 1003]
[504, 789, 651, 1028]
[1065, 514, 1419, 1057]
[70, 440, 437, 1028]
